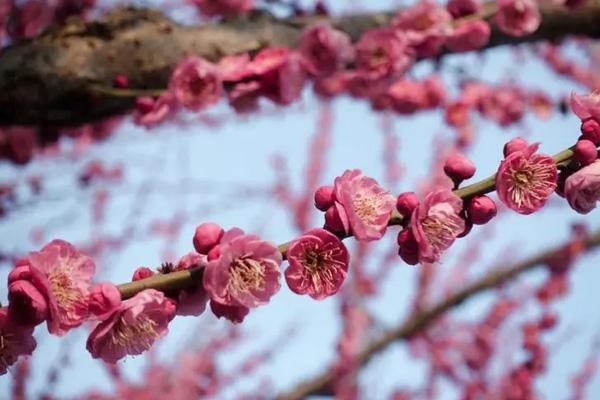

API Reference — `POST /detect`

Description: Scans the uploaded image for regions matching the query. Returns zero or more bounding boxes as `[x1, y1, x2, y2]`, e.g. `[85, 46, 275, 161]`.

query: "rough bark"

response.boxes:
[1, 3, 600, 126]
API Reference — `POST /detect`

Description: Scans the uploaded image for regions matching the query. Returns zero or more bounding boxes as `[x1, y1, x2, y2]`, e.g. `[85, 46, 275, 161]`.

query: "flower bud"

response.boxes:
[574, 139, 598, 166]
[132, 267, 154, 281]
[581, 118, 600, 144]
[88, 283, 121, 319]
[397, 228, 419, 265]
[396, 192, 419, 217]
[443, 153, 476, 183]
[314, 185, 335, 211]
[193, 222, 224, 254]
[8, 280, 48, 327]
[468, 195, 497, 224]
[503, 137, 529, 157]
[324, 205, 346, 234]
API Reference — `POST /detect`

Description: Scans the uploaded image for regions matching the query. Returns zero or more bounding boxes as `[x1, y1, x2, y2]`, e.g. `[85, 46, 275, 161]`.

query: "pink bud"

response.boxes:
[7, 280, 48, 327]
[88, 283, 121, 319]
[396, 192, 419, 217]
[581, 118, 600, 144]
[207, 245, 221, 261]
[324, 205, 345, 233]
[193, 222, 224, 254]
[468, 195, 497, 225]
[503, 137, 529, 157]
[132, 267, 154, 281]
[113, 74, 129, 89]
[444, 153, 476, 183]
[314, 185, 335, 211]
[574, 139, 598, 166]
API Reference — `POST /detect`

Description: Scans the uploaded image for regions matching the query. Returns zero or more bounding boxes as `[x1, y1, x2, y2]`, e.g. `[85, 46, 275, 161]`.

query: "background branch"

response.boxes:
[275, 229, 600, 399]
[1, 3, 600, 126]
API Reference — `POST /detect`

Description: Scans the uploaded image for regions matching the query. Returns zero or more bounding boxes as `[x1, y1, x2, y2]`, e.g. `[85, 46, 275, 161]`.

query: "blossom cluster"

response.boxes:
[130, 0, 553, 128]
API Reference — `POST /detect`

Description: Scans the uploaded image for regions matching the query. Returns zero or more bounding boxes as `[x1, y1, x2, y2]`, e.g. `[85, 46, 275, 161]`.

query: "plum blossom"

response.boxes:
[392, 0, 452, 57]
[496, 143, 558, 214]
[0, 308, 36, 375]
[299, 23, 354, 76]
[203, 228, 282, 308]
[495, 0, 541, 37]
[445, 20, 491, 53]
[86, 289, 173, 363]
[88, 283, 121, 320]
[355, 28, 414, 78]
[209, 300, 249, 324]
[333, 169, 396, 241]
[570, 91, 600, 121]
[410, 190, 465, 263]
[285, 228, 350, 300]
[168, 57, 222, 111]
[564, 160, 600, 214]
[8, 240, 95, 335]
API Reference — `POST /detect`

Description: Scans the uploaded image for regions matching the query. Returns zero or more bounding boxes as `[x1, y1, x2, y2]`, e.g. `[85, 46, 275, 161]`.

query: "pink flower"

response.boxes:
[410, 190, 466, 263]
[134, 94, 176, 128]
[217, 53, 253, 82]
[574, 139, 598, 166]
[203, 228, 282, 308]
[314, 185, 335, 211]
[285, 228, 350, 300]
[168, 56, 222, 111]
[86, 289, 173, 363]
[209, 300, 249, 324]
[333, 170, 396, 241]
[495, 0, 540, 37]
[386, 79, 428, 114]
[0, 308, 36, 375]
[564, 160, 600, 214]
[496, 143, 558, 214]
[444, 153, 476, 183]
[392, 0, 452, 57]
[189, 0, 253, 17]
[299, 23, 354, 76]
[355, 28, 414, 78]
[570, 91, 600, 121]
[8, 240, 95, 336]
[88, 283, 121, 320]
[468, 195, 498, 224]
[445, 20, 491, 52]
[174, 252, 209, 316]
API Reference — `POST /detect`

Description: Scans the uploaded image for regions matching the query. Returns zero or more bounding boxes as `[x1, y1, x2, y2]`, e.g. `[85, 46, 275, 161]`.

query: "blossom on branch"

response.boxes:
[299, 23, 354, 77]
[333, 169, 396, 241]
[355, 28, 414, 79]
[174, 252, 209, 317]
[410, 189, 466, 263]
[86, 289, 174, 363]
[285, 228, 350, 300]
[189, 0, 254, 18]
[495, 0, 541, 37]
[203, 228, 282, 309]
[7, 240, 95, 335]
[168, 56, 222, 111]
[496, 143, 558, 214]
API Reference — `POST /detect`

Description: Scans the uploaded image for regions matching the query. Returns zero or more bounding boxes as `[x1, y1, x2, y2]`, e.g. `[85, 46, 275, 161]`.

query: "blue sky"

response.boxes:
[1, 0, 600, 398]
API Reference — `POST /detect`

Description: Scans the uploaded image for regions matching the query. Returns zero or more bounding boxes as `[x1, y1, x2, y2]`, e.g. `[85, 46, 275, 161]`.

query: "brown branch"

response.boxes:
[275, 229, 600, 400]
[1, 3, 600, 126]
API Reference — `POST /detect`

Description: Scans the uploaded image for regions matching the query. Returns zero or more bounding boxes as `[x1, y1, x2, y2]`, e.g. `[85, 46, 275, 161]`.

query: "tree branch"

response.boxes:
[275, 228, 600, 400]
[1, 3, 600, 126]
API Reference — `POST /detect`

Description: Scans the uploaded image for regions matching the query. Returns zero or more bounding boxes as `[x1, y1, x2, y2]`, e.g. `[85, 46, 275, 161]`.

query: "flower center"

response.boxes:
[353, 195, 378, 223]
[422, 214, 462, 252]
[49, 269, 85, 317]
[370, 47, 389, 68]
[228, 257, 265, 294]
[299, 242, 346, 292]
[110, 314, 159, 354]
[508, 161, 556, 208]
